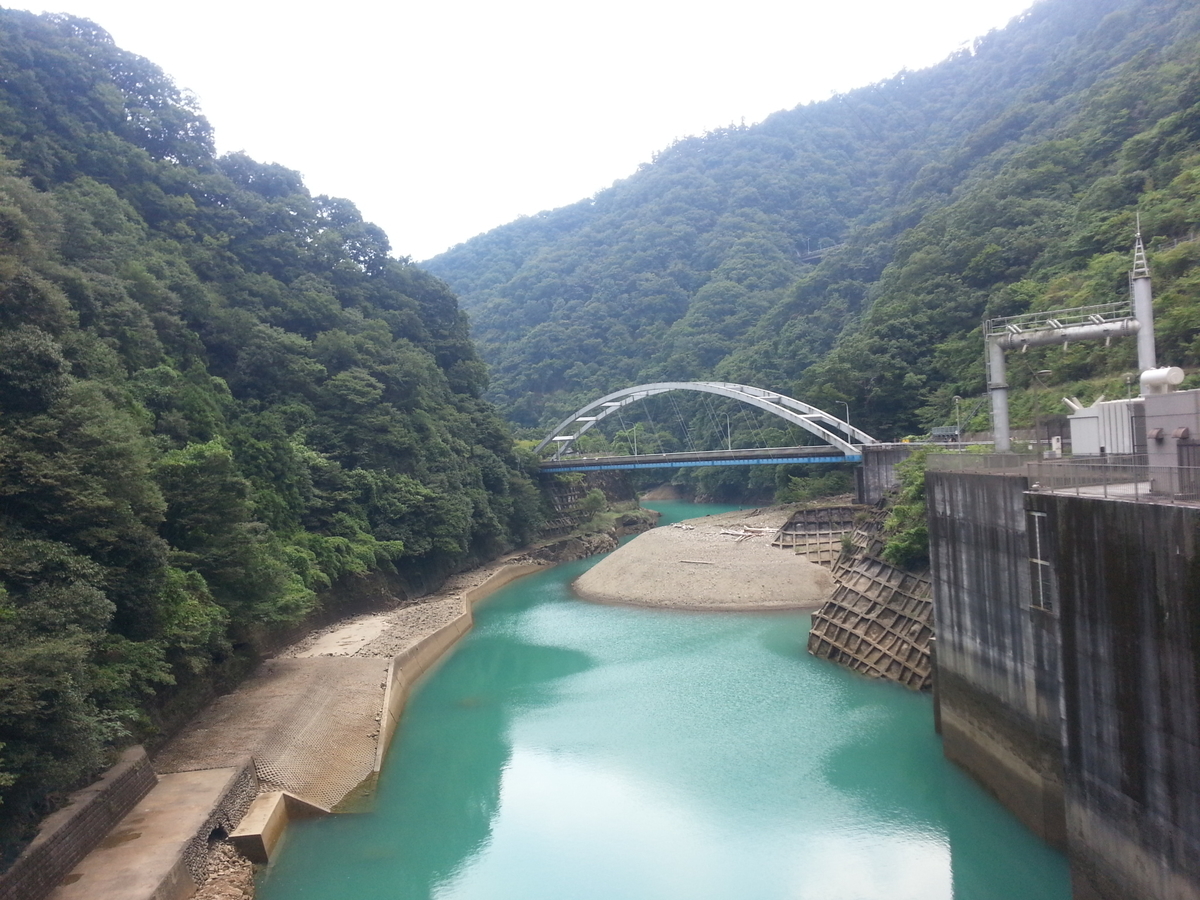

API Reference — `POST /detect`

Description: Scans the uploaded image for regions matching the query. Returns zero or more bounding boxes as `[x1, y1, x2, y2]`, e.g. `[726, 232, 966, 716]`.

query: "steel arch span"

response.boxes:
[535, 382, 879, 459]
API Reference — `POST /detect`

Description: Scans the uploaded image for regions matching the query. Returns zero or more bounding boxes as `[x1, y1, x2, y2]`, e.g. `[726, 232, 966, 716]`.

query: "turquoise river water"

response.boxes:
[258, 501, 1070, 900]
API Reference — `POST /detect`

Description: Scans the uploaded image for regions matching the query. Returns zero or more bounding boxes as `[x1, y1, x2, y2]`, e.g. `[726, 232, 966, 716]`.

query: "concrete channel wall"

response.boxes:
[375, 564, 545, 773]
[1028, 493, 1200, 900]
[857, 445, 913, 504]
[927, 470, 1066, 849]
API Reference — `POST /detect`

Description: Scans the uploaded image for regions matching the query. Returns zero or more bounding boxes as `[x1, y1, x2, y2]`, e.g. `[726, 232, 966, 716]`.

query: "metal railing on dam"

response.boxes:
[926, 452, 1200, 505]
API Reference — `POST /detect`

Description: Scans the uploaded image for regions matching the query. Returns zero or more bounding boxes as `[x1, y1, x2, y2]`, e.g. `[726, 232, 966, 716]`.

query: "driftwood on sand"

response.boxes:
[573, 508, 832, 611]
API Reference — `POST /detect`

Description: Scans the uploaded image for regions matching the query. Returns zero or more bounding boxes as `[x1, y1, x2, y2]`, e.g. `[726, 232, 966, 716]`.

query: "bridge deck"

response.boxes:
[539, 445, 861, 472]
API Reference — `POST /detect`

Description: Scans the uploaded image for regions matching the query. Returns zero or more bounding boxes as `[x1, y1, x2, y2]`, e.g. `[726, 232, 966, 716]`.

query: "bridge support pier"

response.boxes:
[856, 445, 913, 504]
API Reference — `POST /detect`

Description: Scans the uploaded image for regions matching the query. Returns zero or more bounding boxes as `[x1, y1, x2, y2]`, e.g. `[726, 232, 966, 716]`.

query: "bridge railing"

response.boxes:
[538, 444, 861, 470]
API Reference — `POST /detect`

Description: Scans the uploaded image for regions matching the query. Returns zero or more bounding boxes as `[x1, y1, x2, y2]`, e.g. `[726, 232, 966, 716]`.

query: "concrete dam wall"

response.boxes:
[928, 470, 1067, 848]
[928, 466, 1200, 900]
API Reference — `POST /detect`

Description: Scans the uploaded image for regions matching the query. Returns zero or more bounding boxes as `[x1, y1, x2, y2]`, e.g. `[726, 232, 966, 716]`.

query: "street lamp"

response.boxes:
[837, 400, 850, 431]
[953, 396, 962, 442]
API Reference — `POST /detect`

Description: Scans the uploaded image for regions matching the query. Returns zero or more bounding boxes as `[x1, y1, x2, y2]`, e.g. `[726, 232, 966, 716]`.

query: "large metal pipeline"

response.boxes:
[994, 318, 1140, 351]
[989, 318, 1141, 452]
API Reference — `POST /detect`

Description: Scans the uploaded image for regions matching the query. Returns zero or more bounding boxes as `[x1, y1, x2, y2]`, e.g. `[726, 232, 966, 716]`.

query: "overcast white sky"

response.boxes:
[21, 0, 1036, 261]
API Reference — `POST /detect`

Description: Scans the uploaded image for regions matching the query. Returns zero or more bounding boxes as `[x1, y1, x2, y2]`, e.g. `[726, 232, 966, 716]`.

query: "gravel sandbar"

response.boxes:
[573, 507, 832, 610]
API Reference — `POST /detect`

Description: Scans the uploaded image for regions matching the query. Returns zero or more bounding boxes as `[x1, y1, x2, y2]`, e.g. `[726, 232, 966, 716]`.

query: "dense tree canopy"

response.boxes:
[427, 0, 1200, 451]
[0, 9, 541, 843]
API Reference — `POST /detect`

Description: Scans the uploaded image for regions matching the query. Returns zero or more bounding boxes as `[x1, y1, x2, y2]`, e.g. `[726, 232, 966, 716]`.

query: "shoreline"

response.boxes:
[280, 551, 552, 660]
[176, 553, 558, 900]
[572, 507, 832, 612]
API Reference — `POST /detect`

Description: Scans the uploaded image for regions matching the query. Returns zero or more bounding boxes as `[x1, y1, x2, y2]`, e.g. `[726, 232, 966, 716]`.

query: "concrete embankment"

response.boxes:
[372, 564, 543, 776]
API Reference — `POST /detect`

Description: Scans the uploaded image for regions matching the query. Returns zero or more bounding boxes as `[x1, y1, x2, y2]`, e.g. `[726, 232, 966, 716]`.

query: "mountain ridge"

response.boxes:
[426, 0, 1200, 444]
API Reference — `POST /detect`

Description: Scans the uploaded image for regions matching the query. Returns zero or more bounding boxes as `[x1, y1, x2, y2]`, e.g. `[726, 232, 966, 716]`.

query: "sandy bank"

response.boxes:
[573, 507, 832, 611]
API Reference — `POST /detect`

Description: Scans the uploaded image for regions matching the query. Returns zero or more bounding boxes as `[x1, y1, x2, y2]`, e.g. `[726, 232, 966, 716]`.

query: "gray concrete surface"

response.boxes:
[155, 657, 389, 809]
[46, 768, 241, 900]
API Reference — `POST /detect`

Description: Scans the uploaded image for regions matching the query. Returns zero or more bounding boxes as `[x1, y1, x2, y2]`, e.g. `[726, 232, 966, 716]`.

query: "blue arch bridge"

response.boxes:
[535, 382, 881, 473]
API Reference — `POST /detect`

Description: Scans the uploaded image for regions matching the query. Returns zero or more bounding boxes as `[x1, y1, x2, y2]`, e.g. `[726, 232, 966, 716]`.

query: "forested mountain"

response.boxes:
[0, 10, 541, 843]
[426, 0, 1200, 447]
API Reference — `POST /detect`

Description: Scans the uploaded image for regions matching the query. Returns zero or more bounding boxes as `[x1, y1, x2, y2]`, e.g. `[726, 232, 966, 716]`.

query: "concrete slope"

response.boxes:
[155, 657, 390, 809]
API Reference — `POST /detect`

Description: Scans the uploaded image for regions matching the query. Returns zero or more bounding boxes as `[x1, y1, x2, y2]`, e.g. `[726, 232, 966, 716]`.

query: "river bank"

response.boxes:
[184, 553, 556, 900]
[181, 556, 581, 899]
[174, 512, 659, 900]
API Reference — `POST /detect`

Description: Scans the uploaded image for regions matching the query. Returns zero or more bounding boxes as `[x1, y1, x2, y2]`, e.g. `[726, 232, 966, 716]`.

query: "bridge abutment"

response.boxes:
[856, 444, 913, 504]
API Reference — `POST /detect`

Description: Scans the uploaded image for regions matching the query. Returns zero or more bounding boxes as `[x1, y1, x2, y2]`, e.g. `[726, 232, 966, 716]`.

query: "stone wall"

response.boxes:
[180, 759, 258, 886]
[0, 747, 157, 900]
[927, 469, 1066, 849]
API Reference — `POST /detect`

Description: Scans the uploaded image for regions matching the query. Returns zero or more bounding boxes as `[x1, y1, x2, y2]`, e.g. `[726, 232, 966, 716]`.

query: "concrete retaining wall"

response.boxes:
[375, 606, 473, 773]
[927, 470, 1066, 848]
[375, 564, 545, 773]
[857, 445, 913, 504]
[0, 746, 157, 900]
[1030, 494, 1200, 900]
[222, 562, 548, 869]
[229, 790, 328, 865]
[464, 564, 545, 607]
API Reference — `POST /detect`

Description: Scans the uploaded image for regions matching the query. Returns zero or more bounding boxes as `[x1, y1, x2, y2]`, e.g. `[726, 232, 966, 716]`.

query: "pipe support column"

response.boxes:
[988, 337, 1011, 453]
[1133, 274, 1157, 388]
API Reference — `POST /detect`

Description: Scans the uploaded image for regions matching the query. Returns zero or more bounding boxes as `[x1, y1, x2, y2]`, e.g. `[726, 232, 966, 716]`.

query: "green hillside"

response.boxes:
[426, 0, 1200, 444]
[0, 10, 540, 843]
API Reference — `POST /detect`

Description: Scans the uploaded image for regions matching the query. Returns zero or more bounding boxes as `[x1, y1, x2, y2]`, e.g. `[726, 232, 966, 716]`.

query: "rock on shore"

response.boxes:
[572, 509, 833, 610]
